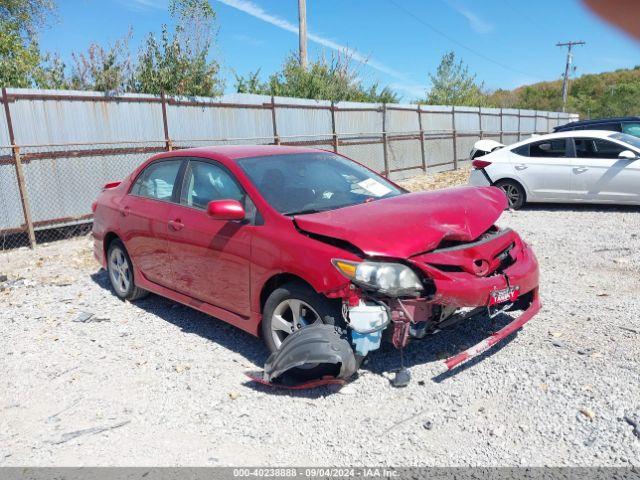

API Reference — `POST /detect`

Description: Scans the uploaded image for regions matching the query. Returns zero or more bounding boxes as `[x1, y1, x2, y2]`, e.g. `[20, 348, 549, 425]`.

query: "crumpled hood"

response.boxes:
[294, 186, 507, 258]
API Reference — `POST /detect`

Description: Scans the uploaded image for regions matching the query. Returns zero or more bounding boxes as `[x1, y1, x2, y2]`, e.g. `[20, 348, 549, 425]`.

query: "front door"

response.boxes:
[120, 158, 184, 288]
[166, 159, 254, 317]
[572, 137, 640, 203]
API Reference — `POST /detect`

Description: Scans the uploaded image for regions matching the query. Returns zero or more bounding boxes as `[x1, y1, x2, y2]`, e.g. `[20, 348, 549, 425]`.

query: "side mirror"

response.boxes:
[618, 150, 638, 160]
[206, 199, 245, 221]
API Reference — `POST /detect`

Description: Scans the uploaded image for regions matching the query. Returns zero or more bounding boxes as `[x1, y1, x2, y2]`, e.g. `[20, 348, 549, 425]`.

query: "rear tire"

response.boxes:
[262, 281, 342, 353]
[495, 179, 526, 209]
[106, 239, 148, 301]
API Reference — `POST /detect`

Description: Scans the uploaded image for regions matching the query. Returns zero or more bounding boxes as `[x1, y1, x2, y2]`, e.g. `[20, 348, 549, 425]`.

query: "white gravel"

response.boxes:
[1, 204, 639, 466]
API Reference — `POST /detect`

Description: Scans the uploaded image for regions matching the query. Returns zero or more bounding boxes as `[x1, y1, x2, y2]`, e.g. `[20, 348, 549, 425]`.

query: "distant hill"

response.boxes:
[486, 66, 640, 119]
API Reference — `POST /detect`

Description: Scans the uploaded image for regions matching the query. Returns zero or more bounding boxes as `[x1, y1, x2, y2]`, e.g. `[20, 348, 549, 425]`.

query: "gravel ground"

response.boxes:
[1, 182, 639, 466]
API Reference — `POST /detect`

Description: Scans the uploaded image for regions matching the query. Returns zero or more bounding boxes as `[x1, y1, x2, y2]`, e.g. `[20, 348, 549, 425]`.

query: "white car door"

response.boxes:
[572, 137, 640, 204]
[510, 138, 573, 202]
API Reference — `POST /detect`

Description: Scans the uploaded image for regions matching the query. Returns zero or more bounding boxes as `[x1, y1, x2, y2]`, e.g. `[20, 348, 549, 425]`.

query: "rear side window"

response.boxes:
[130, 160, 182, 201]
[622, 122, 640, 137]
[512, 144, 529, 156]
[593, 122, 622, 132]
[529, 139, 567, 158]
[575, 138, 627, 159]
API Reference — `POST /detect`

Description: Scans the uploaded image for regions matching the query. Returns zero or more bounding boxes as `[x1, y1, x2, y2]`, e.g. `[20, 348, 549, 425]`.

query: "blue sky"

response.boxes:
[41, 0, 640, 100]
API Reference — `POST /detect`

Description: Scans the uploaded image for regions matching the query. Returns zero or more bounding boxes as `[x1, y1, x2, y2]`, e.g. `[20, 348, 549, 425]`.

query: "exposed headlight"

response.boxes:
[332, 259, 424, 297]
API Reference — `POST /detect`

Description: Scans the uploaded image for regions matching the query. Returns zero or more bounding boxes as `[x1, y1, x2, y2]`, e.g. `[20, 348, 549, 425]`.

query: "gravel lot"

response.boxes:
[1, 175, 639, 466]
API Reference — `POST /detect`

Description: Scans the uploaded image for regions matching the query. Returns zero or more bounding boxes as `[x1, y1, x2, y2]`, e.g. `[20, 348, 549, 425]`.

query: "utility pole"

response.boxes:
[298, 0, 307, 69]
[556, 40, 585, 112]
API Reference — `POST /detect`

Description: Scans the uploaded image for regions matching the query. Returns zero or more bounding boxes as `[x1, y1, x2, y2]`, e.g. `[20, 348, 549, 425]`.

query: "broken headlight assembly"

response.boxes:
[332, 259, 424, 297]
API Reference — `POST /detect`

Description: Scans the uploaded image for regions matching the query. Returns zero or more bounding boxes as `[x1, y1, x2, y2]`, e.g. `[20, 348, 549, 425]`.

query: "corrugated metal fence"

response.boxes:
[0, 87, 578, 250]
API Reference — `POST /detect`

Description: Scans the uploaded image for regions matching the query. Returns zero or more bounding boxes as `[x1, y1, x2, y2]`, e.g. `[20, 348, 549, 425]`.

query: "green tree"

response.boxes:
[423, 51, 486, 106]
[0, 21, 41, 87]
[133, 0, 223, 96]
[69, 32, 133, 92]
[234, 53, 399, 103]
[0, 0, 55, 88]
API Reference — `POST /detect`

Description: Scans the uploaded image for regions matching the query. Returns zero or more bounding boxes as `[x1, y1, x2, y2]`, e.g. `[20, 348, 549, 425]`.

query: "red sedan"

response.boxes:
[92, 146, 540, 376]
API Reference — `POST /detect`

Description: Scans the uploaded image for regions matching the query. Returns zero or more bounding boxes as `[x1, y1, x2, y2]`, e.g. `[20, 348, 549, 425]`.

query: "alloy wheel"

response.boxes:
[500, 183, 521, 208]
[270, 298, 322, 349]
[109, 247, 131, 296]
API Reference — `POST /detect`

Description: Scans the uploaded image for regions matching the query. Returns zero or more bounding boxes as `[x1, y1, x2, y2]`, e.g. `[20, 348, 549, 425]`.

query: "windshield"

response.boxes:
[610, 132, 640, 150]
[237, 152, 404, 215]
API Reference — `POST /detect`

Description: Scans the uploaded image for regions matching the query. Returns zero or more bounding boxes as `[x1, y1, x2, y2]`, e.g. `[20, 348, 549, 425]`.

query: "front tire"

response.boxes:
[262, 281, 342, 353]
[106, 239, 148, 301]
[495, 179, 526, 209]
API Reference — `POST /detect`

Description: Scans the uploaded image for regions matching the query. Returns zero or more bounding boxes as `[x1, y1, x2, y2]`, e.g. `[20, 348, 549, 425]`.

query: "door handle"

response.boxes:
[515, 164, 528, 171]
[573, 166, 588, 173]
[168, 219, 184, 231]
[120, 206, 130, 217]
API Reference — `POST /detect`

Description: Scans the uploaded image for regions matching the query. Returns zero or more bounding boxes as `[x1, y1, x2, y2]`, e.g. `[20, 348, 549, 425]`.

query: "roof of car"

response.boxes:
[554, 116, 640, 130]
[165, 144, 327, 160]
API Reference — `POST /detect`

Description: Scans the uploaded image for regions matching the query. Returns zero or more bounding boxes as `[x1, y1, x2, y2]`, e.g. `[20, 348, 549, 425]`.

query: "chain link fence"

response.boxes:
[0, 89, 577, 251]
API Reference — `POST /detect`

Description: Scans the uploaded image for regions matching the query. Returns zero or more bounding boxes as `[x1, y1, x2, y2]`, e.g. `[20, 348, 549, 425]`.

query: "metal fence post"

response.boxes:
[381, 103, 389, 177]
[517, 109, 522, 142]
[271, 96, 280, 145]
[499, 108, 504, 144]
[478, 108, 483, 139]
[2, 88, 36, 248]
[160, 91, 172, 151]
[417, 105, 426, 172]
[330, 101, 338, 153]
[451, 106, 458, 170]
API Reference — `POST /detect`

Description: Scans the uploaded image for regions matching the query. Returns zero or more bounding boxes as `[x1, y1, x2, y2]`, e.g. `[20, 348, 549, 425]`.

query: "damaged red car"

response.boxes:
[92, 146, 540, 386]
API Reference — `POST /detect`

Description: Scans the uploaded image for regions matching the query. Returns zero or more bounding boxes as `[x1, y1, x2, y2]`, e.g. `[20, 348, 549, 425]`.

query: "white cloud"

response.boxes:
[446, 1, 493, 34]
[118, 0, 166, 12]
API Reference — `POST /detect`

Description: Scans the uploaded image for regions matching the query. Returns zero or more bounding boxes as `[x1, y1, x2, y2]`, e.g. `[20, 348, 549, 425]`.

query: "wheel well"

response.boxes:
[103, 232, 120, 257]
[259, 273, 315, 313]
[493, 177, 527, 201]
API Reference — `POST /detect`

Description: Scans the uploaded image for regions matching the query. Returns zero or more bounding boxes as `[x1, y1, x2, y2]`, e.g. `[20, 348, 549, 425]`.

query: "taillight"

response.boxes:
[103, 181, 121, 190]
[91, 201, 98, 213]
[472, 159, 492, 169]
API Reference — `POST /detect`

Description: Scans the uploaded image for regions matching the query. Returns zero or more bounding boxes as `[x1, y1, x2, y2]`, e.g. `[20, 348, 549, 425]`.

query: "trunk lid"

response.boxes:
[293, 186, 507, 258]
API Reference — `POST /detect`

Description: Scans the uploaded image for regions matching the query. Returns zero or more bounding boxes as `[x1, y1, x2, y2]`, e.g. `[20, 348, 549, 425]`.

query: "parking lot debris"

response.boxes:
[623, 415, 640, 438]
[580, 407, 596, 421]
[46, 420, 131, 445]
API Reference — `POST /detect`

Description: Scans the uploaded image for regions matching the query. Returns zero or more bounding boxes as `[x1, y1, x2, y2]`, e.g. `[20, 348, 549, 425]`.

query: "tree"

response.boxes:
[132, 0, 223, 96]
[69, 32, 133, 92]
[423, 51, 486, 106]
[0, 0, 55, 88]
[234, 53, 399, 103]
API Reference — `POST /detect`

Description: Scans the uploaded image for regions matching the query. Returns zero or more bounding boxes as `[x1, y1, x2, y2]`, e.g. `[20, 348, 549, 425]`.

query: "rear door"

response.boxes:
[571, 137, 640, 203]
[166, 159, 255, 317]
[510, 138, 573, 201]
[120, 158, 184, 288]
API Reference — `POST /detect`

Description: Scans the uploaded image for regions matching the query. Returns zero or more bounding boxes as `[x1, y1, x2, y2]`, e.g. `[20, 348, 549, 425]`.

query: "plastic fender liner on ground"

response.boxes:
[248, 323, 358, 389]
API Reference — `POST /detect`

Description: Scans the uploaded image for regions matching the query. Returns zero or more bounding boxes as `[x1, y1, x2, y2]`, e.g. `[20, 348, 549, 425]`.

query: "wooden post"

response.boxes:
[417, 106, 426, 172]
[451, 106, 458, 170]
[330, 101, 338, 153]
[160, 91, 172, 151]
[271, 96, 280, 145]
[381, 104, 389, 177]
[2, 87, 35, 248]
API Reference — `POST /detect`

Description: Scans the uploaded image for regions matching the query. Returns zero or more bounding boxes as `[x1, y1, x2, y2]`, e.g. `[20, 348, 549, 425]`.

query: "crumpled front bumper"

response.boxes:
[441, 287, 541, 372]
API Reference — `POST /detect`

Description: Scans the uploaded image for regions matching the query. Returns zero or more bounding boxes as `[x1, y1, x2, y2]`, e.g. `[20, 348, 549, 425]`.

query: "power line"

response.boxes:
[387, 0, 541, 80]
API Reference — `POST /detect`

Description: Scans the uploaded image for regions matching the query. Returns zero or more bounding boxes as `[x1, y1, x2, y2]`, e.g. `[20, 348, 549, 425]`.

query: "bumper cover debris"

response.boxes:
[247, 324, 358, 389]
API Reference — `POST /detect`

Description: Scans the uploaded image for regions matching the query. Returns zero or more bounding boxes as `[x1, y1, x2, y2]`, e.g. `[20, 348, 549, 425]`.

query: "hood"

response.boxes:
[294, 186, 507, 258]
